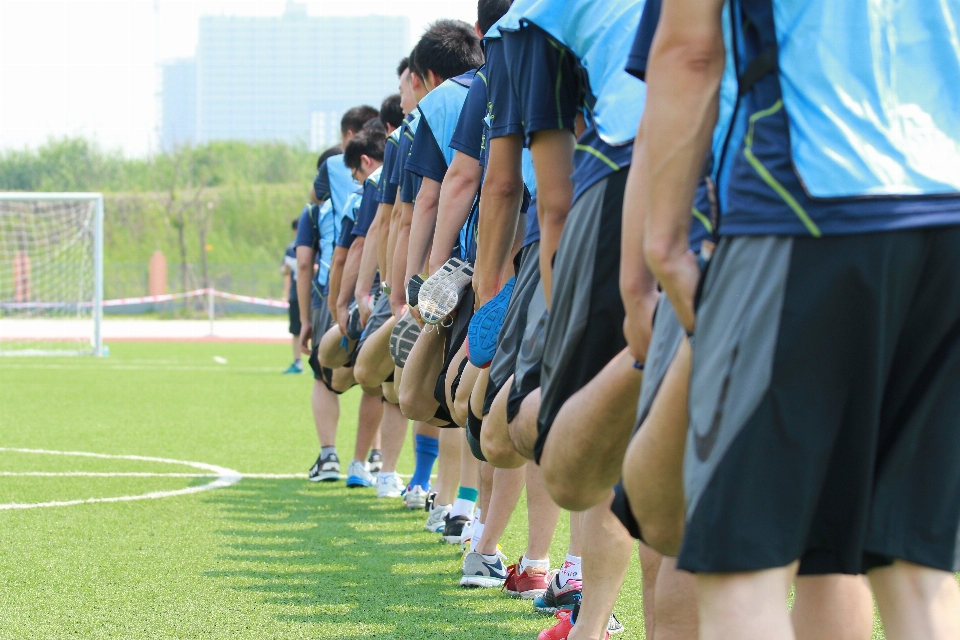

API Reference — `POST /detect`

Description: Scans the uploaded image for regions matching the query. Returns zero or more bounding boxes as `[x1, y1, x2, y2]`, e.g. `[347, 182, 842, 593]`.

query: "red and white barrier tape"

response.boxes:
[2, 289, 290, 310]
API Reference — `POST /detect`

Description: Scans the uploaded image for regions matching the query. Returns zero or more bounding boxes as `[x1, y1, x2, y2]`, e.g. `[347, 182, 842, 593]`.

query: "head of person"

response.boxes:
[379, 94, 403, 134]
[409, 20, 483, 93]
[362, 116, 387, 137]
[343, 130, 385, 183]
[291, 217, 299, 235]
[316, 145, 342, 171]
[396, 57, 416, 115]
[340, 105, 379, 148]
[477, 0, 511, 38]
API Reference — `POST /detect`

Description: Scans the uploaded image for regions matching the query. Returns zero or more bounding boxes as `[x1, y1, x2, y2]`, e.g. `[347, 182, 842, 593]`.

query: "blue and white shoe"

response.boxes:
[460, 551, 508, 588]
[467, 277, 516, 368]
[282, 360, 304, 374]
[345, 460, 375, 488]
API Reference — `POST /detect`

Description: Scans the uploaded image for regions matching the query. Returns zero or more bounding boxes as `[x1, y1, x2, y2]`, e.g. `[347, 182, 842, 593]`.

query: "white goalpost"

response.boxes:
[0, 193, 104, 356]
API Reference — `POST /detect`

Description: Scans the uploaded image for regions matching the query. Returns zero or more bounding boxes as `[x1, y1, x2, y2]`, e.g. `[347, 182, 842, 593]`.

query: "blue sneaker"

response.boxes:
[282, 361, 303, 374]
[345, 460, 375, 488]
[467, 277, 515, 367]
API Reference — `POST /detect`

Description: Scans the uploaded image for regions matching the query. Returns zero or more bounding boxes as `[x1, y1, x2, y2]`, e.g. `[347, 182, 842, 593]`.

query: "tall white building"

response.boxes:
[161, 3, 408, 150]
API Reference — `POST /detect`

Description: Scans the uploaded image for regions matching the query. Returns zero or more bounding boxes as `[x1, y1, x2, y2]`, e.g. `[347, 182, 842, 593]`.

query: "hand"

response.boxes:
[622, 290, 659, 365]
[357, 293, 373, 328]
[299, 322, 313, 356]
[648, 248, 701, 334]
[409, 305, 423, 324]
[337, 305, 350, 337]
[389, 286, 406, 318]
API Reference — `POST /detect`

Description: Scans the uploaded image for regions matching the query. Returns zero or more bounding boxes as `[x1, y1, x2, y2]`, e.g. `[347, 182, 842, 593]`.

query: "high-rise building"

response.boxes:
[161, 3, 408, 150]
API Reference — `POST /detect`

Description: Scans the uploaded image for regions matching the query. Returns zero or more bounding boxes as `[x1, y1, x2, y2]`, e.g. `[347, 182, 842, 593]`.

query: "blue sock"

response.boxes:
[410, 434, 439, 490]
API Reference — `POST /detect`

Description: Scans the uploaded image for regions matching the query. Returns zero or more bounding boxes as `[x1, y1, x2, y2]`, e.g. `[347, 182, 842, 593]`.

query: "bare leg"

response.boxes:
[481, 375, 528, 468]
[696, 564, 798, 640]
[506, 387, 541, 461]
[318, 324, 354, 369]
[291, 335, 299, 363]
[653, 556, 699, 640]
[398, 324, 446, 422]
[622, 339, 691, 555]
[377, 402, 409, 474]
[568, 511, 582, 558]
[475, 465, 526, 555]
[639, 543, 663, 640]
[524, 462, 562, 561]
[354, 316, 398, 388]
[792, 574, 872, 640]
[568, 496, 634, 640]
[351, 389, 383, 463]
[435, 427, 461, 506]
[478, 460, 494, 518]
[459, 430, 480, 500]
[869, 560, 960, 640]
[540, 348, 643, 510]
[312, 379, 340, 447]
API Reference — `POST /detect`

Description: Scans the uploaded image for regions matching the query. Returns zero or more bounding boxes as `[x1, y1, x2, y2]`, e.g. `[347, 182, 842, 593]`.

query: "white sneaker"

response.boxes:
[418, 258, 474, 325]
[345, 460, 375, 488]
[376, 472, 405, 498]
[404, 485, 429, 510]
[424, 503, 451, 533]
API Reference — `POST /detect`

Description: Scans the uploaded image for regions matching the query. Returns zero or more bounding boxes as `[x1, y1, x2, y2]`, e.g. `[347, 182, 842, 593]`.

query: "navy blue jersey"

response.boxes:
[377, 136, 400, 205]
[401, 161, 422, 204]
[353, 179, 380, 238]
[572, 127, 634, 205]
[485, 39, 524, 139]
[283, 242, 298, 302]
[391, 114, 415, 187]
[406, 119, 448, 183]
[337, 217, 356, 249]
[450, 67, 489, 161]
[625, 0, 659, 81]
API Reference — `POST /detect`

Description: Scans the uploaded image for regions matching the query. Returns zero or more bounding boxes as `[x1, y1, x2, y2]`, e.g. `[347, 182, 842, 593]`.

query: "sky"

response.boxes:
[0, 0, 477, 157]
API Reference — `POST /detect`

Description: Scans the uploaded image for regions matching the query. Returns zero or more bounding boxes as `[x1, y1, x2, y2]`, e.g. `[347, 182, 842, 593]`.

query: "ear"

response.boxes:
[475, 21, 483, 39]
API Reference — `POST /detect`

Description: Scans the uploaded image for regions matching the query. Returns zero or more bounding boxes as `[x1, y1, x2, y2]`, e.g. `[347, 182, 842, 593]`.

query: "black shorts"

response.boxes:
[501, 24, 584, 143]
[288, 298, 301, 336]
[534, 170, 628, 463]
[433, 288, 475, 425]
[679, 228, 960, 575]
[308, 303, 335, 383]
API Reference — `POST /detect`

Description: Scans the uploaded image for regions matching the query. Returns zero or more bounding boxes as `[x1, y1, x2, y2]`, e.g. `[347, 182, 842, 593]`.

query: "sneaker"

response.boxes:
[404, 485, 429, 510]
[308, 452, 340, 482]
[346, 302, 363, 340]
[504, 561, 549, 600]
[467, 277, 515, 367]
[460, 551, 507, 588]
[282, 360, 304, 374]
[389, 312, 421, 368]
[406, 274, 424, 310]
[537, 605, 609, 640]
[534, 572, 583, 614]
[367, 450, 382, 474]
[376, 472, 405, 498]
[607, 613, 624, 635]
[442, 514, 471, 545]
[424, 490, 438, 513]
[418, 258, 474, 325]
[345, 460, 375, 488]
[424, 503, 451, 533]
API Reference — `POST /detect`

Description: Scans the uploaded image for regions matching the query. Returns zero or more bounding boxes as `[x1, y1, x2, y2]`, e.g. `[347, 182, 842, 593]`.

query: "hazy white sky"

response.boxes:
[0, 0, 477, 156]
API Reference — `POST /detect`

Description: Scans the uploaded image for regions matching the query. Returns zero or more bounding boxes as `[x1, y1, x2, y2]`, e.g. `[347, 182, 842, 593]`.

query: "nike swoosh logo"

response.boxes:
[694, 342, 739, 462]
[479, 561, 505, 578]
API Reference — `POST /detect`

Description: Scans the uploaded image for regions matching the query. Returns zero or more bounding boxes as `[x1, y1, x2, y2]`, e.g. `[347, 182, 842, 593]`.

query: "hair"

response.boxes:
[343, 130, 386, 170]
[379, 94, 404, 130]
[291, 217, 300, 231]
[362, 117, 387, 136]
[478, 0, 512, 36]
[340, 105, 379, 136]
[316, 145, 342, 170]
[409, 20, 483, 83]
[396, 57, 409, 77]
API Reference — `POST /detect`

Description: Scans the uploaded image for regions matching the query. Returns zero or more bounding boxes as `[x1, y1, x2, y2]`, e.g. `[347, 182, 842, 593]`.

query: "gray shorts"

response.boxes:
[357, 291, 392, 353]
[311, 301, 334, 344]
[634, 294, 687, 431]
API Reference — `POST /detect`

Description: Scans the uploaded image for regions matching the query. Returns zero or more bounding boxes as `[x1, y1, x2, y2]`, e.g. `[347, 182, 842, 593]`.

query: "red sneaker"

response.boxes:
[503, 562, 520, 597]
[515, 563, 549, 599]
[537, 609, 610, 640]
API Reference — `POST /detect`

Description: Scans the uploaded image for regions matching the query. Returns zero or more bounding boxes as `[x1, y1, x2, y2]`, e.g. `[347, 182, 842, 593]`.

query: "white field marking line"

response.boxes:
[0, 448, 241, 511]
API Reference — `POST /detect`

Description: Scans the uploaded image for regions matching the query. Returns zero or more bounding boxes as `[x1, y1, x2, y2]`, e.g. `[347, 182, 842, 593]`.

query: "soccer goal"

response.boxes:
[0, 193, 104, 356]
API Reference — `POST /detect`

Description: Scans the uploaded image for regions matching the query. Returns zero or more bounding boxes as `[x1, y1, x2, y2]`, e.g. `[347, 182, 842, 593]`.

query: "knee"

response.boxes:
[382, 381, 399, 405]
[398, 383, 436, 423]
[480, 414, 525, 469]
[353, 356, 375, 388]
[541, 444, 603, 511]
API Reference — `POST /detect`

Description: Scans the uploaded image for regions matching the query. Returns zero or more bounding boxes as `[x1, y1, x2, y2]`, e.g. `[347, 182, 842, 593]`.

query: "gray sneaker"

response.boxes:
[460, 551, 507, 588]
[418, 258, 474, 325]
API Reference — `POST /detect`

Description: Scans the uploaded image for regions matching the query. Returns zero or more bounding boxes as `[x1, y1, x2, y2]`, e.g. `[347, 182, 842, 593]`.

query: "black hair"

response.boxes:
[379, 94, 404, 130]
[478, 0, 511, 36]
[291, 217, 299, 231]
[396, 57, 409, 77]
[362, 117, 387, 135]
[410, 20, 483, 83]
[343, 131, 386, 170]
[316, 145, 342, 170]
[340, 105, 379, 136]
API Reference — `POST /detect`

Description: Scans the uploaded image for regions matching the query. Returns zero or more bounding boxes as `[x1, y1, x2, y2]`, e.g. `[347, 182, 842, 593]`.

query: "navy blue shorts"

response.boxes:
[501, 24, 583, 143]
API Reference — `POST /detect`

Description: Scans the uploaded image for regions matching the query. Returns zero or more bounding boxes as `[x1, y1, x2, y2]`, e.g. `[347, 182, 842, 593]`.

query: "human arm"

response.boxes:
[296, 245, 316, 353]
[474, 134, 524, 305]
[389, 201, 413, 313]
[405, 177, 442, 286]
[327, 245, 347, 318]
[356, 205, 385, 326]
[428, 151, 483, 274]
[338, 236, 365, 335]
[641, 0, 725, 332]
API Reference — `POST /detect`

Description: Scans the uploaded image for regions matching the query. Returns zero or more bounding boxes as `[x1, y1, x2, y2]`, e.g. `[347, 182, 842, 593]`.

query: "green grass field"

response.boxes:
[0, 342, 646, 639]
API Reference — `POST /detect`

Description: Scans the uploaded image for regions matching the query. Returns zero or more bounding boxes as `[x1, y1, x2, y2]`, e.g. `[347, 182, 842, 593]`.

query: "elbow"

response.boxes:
[482, 172, 523, 204]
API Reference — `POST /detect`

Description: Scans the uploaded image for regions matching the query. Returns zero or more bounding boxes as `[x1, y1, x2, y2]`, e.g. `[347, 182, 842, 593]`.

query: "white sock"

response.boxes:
[475, 508, 482, 523]
[559, 554, 582, 585]
[470, 522, 485, 552]
[450, 498, 475, 519]
[520, 555, 550, 573]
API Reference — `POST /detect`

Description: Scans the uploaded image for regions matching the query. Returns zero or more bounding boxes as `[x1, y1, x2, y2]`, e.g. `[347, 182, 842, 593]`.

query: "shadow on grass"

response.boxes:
[202, 479, 547, 639]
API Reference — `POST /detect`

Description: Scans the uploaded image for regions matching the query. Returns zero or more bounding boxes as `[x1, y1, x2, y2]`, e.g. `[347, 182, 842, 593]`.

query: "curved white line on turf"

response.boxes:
[0, 448, 241, 510]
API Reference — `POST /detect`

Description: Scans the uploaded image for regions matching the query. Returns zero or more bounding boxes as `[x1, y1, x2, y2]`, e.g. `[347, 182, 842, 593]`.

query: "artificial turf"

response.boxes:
[0, 342, 647, 639]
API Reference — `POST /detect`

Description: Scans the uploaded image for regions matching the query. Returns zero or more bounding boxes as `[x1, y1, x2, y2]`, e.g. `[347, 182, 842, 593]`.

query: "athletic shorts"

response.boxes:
[309, 302, 335, 382]
[482, 242, 542, 416]
[505, 281, 548, 424]
[356, 291, 391, 355]
[433, 287, 476, 425]
[288, 298, 301, 336]
[501, 24, 584, 142]
[678, 228, 960, 576]
[534, 170, 628, 463]
[635, 295, 687, 430]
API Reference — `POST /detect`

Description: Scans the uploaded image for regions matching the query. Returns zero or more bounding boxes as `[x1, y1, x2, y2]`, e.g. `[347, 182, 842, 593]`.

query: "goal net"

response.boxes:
[0, 193, 103, 356]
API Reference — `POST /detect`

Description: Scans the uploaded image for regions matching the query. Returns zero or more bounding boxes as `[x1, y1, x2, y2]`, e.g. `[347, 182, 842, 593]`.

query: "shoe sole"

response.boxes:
[460, 576, 505, 588]
[310, 472, 340, 482]
[345, 476, 373, 488]
[390, 314, 421, 368]
[420, 259, 474, 325]
[441, 534, 463, 545]
[404, 500, 426, 510]
[377, 491, 402, 498]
